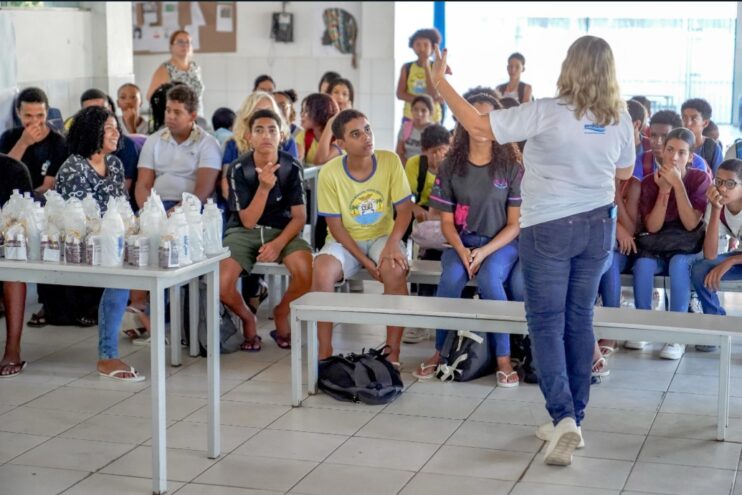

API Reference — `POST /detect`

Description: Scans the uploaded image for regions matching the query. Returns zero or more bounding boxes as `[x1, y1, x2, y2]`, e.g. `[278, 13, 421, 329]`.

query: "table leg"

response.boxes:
[189, 278, 200, 357]
[170, 286, 181, 367]
[718, 335, 732, 441]
[206, 269, 221, 459]
[291, 313, 303, 406]
[307, 320, 318, 395]
[150, 285, 167, 494]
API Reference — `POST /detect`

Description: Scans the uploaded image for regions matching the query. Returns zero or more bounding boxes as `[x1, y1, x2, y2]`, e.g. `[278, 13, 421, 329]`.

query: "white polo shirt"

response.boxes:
[138, 125, 221, 201]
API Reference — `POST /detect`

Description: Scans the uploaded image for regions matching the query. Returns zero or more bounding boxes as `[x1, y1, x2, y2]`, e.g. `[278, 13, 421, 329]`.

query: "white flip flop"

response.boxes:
[98, 367, 146, 383]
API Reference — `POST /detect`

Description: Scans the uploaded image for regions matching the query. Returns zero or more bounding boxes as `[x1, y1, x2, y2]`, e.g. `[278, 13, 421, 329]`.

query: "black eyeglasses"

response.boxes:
[714, 178, 742, 189]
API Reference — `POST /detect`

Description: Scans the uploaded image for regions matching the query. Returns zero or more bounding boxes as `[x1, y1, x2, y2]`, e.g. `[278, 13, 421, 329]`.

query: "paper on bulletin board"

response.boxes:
[185, 24, 200, 50]
[142, 1, 158, 25]
[216, 3, 233, 32]
[161, 1, 179, 29]
[190, 2, 206, 26]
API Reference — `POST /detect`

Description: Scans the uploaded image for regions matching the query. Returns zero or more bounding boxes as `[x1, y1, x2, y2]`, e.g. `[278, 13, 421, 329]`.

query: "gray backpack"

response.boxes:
[318, 347, 403, 404]
[435, 330, 493, 382]
[184, 280, 243, 355]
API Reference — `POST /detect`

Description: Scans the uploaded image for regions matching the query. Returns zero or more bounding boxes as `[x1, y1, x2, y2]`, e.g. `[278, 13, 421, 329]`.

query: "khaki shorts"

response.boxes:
[223, 225, 311, 274]
[317, 235, 407, 279]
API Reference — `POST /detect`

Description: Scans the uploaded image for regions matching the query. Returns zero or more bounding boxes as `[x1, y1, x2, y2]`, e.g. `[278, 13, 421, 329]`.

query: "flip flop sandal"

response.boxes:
[240, 335, 262, 352]
[496, 370, 520, 388]
[27, 310, 48, 328]
[592, 357, 610, 377]
[121, 307, 149, 340]
[411, 362, 437, 380]
[599, 343, 618, 358]
[98, 366, 146, 383]
[269, 330, 291, 349]
[74, 315, 97, 328]
[0, 361, 27, 378]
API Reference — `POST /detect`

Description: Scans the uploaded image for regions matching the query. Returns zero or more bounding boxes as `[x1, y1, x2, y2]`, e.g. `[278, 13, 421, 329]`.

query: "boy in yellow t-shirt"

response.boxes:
[313, 110, 413, 366]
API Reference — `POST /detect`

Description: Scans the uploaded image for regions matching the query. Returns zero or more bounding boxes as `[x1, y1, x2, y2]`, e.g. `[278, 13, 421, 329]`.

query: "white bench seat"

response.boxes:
[289, 291, 742, 440]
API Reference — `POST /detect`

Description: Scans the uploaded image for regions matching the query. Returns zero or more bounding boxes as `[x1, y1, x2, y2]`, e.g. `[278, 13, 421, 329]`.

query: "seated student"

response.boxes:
[312, 109, 413, 365]
[681, 98, 723, 175]
[396, 28, 444, 124]
[496, 52, 534, 103]
[148, 81, 183, 134]
[318, 71, 341, 93]
[220, 109, 312, 351]
[631, 95, 653, 142]
[326, 77, 354, 112]
[632, 128, 710, 360]
[253, 74, 276, 93]
[691, 159, 742, 346]
[703, 120, 722, 150]
[411, 94, 521, 387]
[211, 107, 236, 148]
[55, 105, 144, 382]
[395, 94, 434, 165]
[273, 89, 302, 139]
[626, 99, 648, 156]
[0, 87, 67, 196]
[634, 110, 710, 180]
[401, 123, 451, 345]
[296, 93, 341, 166]
[117, 83, 149, 135]
[0, 154, 33, 378]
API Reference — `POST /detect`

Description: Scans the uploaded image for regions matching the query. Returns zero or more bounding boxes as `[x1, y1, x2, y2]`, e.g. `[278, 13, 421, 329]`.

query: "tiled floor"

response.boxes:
[1, 287, 742, 494]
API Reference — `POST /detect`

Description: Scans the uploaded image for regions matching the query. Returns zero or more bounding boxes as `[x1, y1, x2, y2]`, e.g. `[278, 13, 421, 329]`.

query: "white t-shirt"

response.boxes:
[138, 125, 221, 201]
[704, 204, 742, 254]
[488, 97, 635, 228]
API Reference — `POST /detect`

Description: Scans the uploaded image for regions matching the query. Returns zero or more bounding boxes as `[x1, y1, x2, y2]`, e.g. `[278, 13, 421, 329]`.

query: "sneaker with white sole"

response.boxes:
[402, 327, 430, 344]
[624, 341, 649, 350]
[536, 422, 585, 448]
[660, 343, 685, 360]
[544, 417, 582, 466]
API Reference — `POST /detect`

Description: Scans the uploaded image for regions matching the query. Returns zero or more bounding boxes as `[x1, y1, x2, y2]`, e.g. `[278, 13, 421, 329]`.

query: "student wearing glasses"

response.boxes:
[146, 30, 204, 115]
[691, 159, 742, 327]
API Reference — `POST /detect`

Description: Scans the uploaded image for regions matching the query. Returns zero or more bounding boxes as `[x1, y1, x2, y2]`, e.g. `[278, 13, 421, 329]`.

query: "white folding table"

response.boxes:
[0, 251, 229, 495]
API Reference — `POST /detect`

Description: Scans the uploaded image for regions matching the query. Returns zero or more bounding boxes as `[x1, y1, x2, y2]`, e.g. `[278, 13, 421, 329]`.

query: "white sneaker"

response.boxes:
[536, 422, 585, 448]
[660, 343, 685, 360]
[624, 341, 649, 350]
[402, 328, 430, 344]
[544, 417, 582, 466]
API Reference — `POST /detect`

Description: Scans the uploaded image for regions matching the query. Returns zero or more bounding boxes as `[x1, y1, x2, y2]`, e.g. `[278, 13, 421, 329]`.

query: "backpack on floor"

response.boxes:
[435, 330, 493, 382]
[187, 280, 243, 356]
[318, 346, 403, 404]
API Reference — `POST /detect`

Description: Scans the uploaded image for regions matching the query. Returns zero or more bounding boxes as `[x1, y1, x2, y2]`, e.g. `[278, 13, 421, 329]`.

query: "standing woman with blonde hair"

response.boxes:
[146, 30, 204, 114]
[431, 36, 635, 466]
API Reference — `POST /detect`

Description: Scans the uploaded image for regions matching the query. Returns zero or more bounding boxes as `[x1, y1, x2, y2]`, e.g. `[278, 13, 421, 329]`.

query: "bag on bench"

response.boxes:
[318, 347, 403, 404]
[436, 330, 493, 382]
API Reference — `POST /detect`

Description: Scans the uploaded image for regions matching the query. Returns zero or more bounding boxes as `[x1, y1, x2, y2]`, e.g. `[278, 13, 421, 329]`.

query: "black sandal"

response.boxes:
[74, 315, 97, 328]
[27, 309, 48, 328]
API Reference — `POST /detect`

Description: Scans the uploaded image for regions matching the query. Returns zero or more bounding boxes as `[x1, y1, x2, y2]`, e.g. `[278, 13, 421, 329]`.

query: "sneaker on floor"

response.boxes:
[536, 422, 585, 448]
[695, 344, 719, 353]
[689, 293, 703, 314]
[402, 327, 430, 344]
[660, 343, 686, 360]
[544, 417, 582, 466]
[624, 341, 649, 350]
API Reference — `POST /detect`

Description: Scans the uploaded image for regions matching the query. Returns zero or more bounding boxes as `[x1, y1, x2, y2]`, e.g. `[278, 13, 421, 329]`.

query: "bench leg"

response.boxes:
[307, 320, 318, 395]
[170, 285, 181, 367]
[718, 335, 732, 441]
[291, 313, 303, 407]
[189, 278, 200, 357]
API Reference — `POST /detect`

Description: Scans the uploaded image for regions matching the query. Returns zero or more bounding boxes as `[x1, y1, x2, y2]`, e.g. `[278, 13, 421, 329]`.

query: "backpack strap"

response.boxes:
[517, 82, 526, 103]
[720, 207, 733, 237]
[643, 151, 654, 178]
[415, 155, 428, 204]
[403, 61, 413, 85]
[402, 120, 414, 141]
[495, 83, 507, 96]
[702, 138, 716, 165]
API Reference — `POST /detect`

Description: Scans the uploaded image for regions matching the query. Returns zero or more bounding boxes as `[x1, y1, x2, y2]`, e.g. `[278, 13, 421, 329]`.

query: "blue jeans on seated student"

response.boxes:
[632, 253, 700, 312]
[433, 235, 519, 357]
[519, 204, 615, 427]
[598, 251, 630, 308]
[691, 254, 742, 315]
[98, 288, 130, 359]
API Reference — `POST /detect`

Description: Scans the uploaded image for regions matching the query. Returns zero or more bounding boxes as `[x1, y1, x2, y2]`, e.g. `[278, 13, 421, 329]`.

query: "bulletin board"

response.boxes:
[132, 1, 236, 54]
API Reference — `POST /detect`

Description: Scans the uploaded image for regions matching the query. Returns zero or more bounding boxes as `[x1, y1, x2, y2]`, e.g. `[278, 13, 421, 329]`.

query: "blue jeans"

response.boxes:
[434, 235, 519, 357]
[691, 254, 742, 315]
[598, 251, 629, 308]
[520, 204, 615, 426]
[633, 253, 699, 312]
[98, 288, 129, 359]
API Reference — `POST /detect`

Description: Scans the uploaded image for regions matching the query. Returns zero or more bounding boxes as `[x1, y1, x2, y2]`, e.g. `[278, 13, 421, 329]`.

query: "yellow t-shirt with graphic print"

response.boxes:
[318, 149, 412, 242]
[403, 61, 443, 123]
[405, 154, 436, 207]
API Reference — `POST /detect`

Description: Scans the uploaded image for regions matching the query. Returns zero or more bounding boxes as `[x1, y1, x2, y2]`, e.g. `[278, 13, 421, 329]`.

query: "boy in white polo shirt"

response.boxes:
[312, 109, 413, 366]
[135, 84, 221, 211]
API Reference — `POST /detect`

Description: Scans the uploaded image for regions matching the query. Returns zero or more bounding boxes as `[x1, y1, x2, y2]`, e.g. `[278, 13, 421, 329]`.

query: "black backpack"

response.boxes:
[318, 347, 403, 405]
[435, 330, 493, 382]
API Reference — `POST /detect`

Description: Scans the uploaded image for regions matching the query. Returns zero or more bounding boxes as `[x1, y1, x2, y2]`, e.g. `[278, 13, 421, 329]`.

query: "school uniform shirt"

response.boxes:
[488, 97, 635, 228]
[639, 168, 709, 225]
[0, 126, 67, 189]
[704, 204, 742, 251]
[317, 150, 412, 242]
[54, 153, 125, 213]
[633, 150, 710, 181]
[137, 124, 221, 202]
[429, 158, 523, 238]
[405, 154, 436, 206]
[226, 151, 305, 231]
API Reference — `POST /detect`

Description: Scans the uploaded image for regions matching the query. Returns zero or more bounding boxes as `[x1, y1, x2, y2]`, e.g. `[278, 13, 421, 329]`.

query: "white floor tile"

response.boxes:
[222, 380, 301, 406]
[290, 463, 413, 495]
[660, 392, 742, 417]
[233, 429, 347, 462]
[469, 399, 551, 426]
[598, 369, 675, 392]
[638, 436, 742, 470]
[110, 392, 207, 420]
[299, 391, 388, 413]
[62, 473, 184, 495]
[102, 445, 219, 482]
[406, 377, 496, 399]
[143, 422, 260, 453]
[648, 412, 742, 441]
[383, 392, 483, 420]
[159, 372, 245, 399]
[176, 484, 281, 495]
[59, 413, 158, 444]
[510, 481, 620, 495]
[269, 407, 376, 435]
[446, 420, 543, 453]
[0, 381, 58, 406]
[580, 407, 657, 435]
[183, 400, 291, 429]
[625, 462, 735, 495]
[326, 436, 439, 471]
[588, 387, 664, 412]
[194, 453, 317, 492]
[0, 464, 90, 495]
[399, 472, 513, 495]
[574, 431, 645, 461]
[523, 455, 633, 489]
[0, 431, 50, 463]
[11, 437, 135, 472]
[421, 445, 533, 481]
[24, 386, 133, 414]
[0, 406, 94, 436]
[356, 413, 461, 444]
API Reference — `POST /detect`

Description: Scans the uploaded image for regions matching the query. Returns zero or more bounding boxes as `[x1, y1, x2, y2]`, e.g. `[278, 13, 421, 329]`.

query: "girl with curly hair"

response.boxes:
[413, 93, 523, 387]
